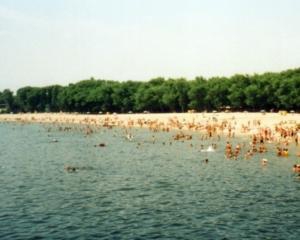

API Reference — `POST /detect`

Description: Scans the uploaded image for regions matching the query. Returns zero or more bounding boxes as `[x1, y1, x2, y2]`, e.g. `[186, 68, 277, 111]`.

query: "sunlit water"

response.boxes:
[0, 122, 299, 240]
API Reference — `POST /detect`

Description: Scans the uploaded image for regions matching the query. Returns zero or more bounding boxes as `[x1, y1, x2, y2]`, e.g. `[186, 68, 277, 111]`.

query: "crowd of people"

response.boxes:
[0, 112, 299, 173]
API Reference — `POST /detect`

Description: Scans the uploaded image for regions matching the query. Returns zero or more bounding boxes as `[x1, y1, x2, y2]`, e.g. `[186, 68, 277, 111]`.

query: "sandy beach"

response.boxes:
[0, 112, 299, 137]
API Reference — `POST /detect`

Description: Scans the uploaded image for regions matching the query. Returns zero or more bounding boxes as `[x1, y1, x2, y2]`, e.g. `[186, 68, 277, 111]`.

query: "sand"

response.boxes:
[0, 112, 299, 137]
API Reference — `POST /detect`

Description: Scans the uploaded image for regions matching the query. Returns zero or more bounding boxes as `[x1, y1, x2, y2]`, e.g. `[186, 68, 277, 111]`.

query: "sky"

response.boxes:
[0, 0, 300, 91]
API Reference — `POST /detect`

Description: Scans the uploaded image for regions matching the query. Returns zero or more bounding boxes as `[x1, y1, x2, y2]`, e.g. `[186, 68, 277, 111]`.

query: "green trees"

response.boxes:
[57, 80, 117, 113]
[188, 77, 207, 111]
[134, 78, 190, 112]
[16, 87, 40, 112]
[205, 77, 231, 110]
[1, 67, 299, 113]
[160, 78, 189, 112]
[0, 89, 15, 112]
[227, 75, 250, 110]
[15, 86, 63, 112]
[112, 81, 141, 113]
[134, 78, 166, 112]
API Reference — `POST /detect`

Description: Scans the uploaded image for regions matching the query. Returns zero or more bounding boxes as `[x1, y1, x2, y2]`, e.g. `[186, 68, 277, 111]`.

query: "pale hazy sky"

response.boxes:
[1, 0, 300, 91]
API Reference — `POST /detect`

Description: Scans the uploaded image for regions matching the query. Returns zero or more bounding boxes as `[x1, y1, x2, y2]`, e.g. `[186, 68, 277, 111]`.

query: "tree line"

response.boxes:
[0, 68, 299, 113]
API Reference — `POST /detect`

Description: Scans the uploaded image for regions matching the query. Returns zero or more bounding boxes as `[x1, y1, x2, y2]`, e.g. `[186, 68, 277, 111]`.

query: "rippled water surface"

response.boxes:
[0, 122, 300, 239]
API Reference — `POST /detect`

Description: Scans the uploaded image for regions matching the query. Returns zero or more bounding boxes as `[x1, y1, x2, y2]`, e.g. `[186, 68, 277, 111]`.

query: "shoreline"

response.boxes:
[0, 112, 299, 137]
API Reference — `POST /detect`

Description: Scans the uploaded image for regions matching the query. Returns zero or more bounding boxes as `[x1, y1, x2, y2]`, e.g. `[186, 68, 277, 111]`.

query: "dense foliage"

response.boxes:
[1, 68, 299, 113]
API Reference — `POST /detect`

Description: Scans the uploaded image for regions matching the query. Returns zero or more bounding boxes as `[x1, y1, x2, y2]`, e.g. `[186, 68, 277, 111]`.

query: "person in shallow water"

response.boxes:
[261, 158, 268, 166]
[64, 165, 77, 172]
[292, 164, 300, 173]
[64, 165, 94, 172]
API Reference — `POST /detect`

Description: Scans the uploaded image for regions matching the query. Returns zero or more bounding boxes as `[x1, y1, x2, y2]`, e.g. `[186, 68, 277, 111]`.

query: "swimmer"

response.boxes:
[126, 133, 133, 141]
[261, 158, 268, 166]
[293, 164, 300, 173]
[244, 150, 251, 160]
[64, 165, 77, 172]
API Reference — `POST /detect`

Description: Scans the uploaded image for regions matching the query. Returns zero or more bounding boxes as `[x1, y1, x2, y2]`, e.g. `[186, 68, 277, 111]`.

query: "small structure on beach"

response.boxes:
[219, 106, 231, 112]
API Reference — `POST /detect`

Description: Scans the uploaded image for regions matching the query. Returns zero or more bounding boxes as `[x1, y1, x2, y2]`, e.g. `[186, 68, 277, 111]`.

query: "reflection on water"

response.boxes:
[0, 122, 299, 239]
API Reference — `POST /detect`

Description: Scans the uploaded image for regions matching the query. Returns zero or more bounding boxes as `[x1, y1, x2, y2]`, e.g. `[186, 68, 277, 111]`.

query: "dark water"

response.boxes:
[0, 122, 299, 240]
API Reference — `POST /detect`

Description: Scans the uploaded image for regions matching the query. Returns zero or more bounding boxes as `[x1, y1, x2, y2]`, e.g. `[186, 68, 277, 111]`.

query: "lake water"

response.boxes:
[0, 122, 299, 239]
